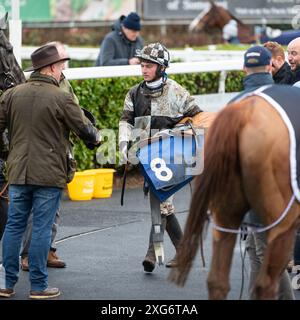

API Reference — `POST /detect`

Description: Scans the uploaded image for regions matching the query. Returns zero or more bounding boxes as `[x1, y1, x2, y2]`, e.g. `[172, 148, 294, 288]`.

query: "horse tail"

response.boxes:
[169, 99, 254, 286]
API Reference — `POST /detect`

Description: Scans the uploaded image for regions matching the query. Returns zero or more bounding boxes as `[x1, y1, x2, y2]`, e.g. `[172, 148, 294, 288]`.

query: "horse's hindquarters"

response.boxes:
[239, 98, 291, 225]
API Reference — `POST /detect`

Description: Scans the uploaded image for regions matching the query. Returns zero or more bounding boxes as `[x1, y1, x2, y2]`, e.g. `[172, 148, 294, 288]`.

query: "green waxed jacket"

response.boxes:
[0, 72, 98, 188]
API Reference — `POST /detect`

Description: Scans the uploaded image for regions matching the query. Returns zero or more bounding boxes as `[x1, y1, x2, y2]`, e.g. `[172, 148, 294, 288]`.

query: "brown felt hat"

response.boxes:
[25, 44, 70, 72]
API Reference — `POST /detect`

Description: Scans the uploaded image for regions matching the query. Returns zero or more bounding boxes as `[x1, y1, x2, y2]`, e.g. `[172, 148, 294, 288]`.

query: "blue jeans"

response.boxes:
[2, 185, 62, 291]
[21, 209, 60, 257]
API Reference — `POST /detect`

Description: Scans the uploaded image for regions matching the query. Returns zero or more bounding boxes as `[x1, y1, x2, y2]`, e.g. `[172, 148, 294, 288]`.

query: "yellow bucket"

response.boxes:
[67, 171, 95, 201]
[84, 168, 115, 198]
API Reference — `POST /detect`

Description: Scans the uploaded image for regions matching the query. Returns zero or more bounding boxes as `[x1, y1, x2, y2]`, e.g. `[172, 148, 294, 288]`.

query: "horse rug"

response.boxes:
[250, 85, 300, 202]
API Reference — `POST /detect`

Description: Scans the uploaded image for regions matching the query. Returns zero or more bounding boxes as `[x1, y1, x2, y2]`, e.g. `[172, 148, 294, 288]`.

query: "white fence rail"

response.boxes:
[22, 45, 244, 94]
[22, 49, 243, 108]
[24, 59, 243, 94]
[21, 46, 245, 62]
[62, 60, 243, 79]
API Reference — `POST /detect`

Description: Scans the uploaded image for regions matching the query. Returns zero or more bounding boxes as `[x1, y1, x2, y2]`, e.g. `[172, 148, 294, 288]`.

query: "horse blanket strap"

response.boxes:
[137, 124, 205, 202]
[250, 85, 300, 202]
[210, 194, 295, 235]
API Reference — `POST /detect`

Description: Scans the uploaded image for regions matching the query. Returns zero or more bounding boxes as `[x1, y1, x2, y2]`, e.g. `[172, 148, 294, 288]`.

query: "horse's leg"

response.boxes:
[207, 229, 237, 299]
[207, 186, 248, 299]
[248, 227, 297, 300]
[254, 210, 300, 299]
[248, 150, 300, 299]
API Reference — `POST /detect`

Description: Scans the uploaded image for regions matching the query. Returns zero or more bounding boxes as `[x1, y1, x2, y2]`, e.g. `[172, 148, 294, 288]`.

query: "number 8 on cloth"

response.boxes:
[150, 158, 173, 182]
[137, 130, 204, 202]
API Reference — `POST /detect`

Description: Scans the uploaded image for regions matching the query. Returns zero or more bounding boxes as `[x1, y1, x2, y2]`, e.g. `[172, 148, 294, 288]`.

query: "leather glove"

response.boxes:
[84, 131, 101, 150]
[81, 108, 96, 126]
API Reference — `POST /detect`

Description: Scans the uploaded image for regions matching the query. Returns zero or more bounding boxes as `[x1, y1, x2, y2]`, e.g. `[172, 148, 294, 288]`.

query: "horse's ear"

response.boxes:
[0, 12, 8, 30]
[209, 0, 216, 7]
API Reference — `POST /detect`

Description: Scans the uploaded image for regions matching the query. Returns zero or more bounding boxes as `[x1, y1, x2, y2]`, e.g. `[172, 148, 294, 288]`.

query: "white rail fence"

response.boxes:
[22, 47, 243, 99]
[24, 59, 243, 94]
[21, 46, 245, 62]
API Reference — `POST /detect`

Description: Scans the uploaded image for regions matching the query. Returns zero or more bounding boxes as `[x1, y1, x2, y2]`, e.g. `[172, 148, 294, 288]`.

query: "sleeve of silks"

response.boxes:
[175, 84, 219, 128]
[181, 90, 203, 118]
[118, 91, 134, 145]
[61, 93, 100, 144]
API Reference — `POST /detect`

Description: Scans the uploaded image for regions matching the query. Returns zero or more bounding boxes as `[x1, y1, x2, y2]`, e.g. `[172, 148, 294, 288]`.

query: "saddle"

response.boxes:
[178, 111, 217, 128]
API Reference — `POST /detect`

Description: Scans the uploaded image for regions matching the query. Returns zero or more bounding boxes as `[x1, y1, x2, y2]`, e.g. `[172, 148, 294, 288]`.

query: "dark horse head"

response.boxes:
[0, 12, 25, 91]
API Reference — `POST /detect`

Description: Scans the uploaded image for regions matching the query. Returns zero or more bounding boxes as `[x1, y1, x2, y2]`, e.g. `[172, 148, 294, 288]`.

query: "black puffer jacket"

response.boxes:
[273, 61, 294, 84]
[291, 67, 300, 85]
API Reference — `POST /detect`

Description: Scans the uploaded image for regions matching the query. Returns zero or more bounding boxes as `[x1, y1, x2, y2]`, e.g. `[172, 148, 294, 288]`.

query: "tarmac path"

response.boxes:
[0, 185, 299, 303]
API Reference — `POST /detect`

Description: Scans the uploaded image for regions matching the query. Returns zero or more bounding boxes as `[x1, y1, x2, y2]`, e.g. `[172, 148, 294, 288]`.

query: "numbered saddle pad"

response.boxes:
[137, 133, 204, 202]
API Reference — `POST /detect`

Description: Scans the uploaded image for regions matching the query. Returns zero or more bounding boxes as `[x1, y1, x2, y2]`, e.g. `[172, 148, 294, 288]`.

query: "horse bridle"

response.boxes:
[1, 72, 16, 90]
[0, 60, 17, 90]
[0, 12, 20, 90]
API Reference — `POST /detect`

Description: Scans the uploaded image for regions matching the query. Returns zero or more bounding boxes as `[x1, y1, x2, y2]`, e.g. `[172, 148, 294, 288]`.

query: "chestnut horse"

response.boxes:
[189, 1, 256, 44]
[170, 89, 300, 299]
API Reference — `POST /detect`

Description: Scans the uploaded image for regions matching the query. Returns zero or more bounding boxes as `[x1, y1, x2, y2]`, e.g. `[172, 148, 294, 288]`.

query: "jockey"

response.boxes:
[118, 42, 202, 273]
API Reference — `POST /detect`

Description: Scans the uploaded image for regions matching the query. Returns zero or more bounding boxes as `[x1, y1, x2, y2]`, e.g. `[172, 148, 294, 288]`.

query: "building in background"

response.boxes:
[1, 1, 300, 25]
[1, 0, 136, 23]
[2, 1, 300, 48]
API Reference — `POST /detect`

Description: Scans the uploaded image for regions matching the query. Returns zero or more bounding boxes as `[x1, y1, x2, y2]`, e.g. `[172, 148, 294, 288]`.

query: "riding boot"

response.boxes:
[165, 214, 183, 268]
[143, 215, 167, 272]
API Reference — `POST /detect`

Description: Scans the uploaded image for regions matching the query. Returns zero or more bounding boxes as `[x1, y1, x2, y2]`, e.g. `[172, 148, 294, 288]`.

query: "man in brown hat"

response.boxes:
[19, 42, 77, 272]
[0, 43, 101, 299]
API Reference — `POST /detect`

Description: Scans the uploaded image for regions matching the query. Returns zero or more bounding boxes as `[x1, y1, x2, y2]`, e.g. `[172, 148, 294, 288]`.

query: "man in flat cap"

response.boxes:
[0, 43, 101, 299]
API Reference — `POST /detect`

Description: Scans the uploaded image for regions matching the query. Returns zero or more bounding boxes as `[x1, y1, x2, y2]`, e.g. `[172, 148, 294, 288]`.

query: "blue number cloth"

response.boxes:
[137, 127, 205, 202]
